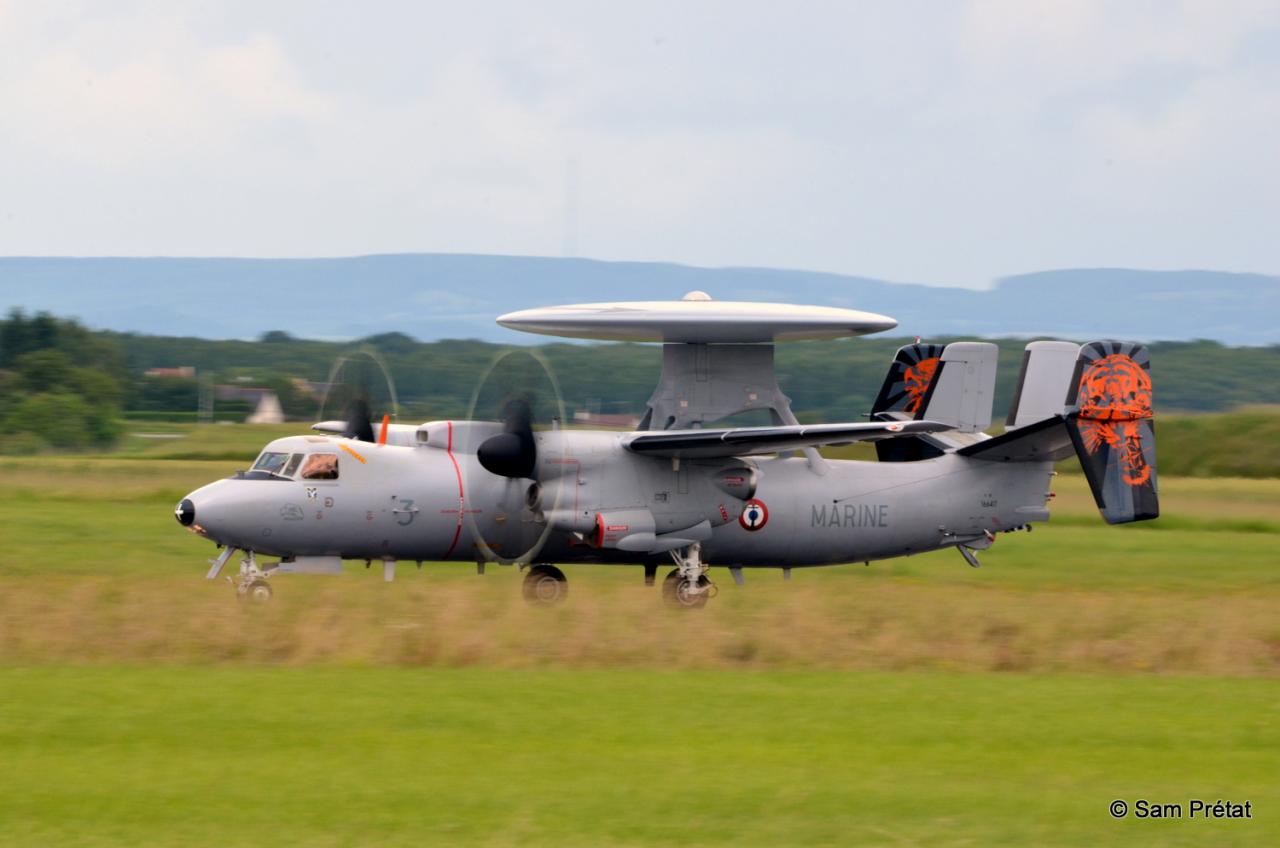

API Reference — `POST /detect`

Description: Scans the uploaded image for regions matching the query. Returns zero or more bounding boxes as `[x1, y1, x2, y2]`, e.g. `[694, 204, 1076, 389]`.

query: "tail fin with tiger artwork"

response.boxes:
[871, 341, 998, 461]
[1065, 341, 1159, 524]
[870, 343, 948, 421]
[957, 339, 1159, 524]
[870, 342, 948, 461]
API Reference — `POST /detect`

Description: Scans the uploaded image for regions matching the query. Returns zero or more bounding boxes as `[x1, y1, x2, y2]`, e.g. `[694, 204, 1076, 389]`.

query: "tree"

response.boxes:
[0, 312, 125, 450]
[1, 392, 119, 449]
[15, 349, 77, 393]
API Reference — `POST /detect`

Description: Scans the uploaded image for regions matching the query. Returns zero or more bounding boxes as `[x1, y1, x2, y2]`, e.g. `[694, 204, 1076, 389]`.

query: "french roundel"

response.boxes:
[739, 498, 769, 531]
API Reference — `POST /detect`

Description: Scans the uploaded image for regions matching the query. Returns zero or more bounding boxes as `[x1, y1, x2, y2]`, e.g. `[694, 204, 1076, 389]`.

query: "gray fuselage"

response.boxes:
[180, 427, 1053, 569]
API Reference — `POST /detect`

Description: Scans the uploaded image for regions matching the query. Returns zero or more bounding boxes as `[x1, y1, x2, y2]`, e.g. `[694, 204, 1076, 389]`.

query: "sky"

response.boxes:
[1, 1, 1278, 288]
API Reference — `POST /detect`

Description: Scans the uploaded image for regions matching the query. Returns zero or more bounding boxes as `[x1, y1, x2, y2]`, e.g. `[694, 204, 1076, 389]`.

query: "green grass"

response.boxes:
[1, 457, 1277, 676]
[0, 666, 1275, 848]
[1153, 408, 1280, 478]
[1, 450, 1276, 846]
[100, 421, 301, 460]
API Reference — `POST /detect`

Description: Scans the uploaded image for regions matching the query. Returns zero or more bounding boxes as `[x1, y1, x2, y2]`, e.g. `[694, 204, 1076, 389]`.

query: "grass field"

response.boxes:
[1, 426, 1277, 845]
[1, 667, 1275, 847]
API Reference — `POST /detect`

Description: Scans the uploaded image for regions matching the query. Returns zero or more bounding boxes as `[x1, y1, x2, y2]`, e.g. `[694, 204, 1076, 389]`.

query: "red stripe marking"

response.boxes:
[443, 421, 465, 559]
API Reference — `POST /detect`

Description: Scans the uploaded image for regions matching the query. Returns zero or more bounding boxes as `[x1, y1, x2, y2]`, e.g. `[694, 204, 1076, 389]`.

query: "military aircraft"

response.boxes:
[174, 292, 1158, 607]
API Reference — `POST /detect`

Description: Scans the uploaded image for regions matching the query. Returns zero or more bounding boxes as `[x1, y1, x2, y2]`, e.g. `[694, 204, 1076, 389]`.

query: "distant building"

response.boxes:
[573, 410, 641, 429]
[246, 393, 285, 424]
[214, 385, 286, 424]
[145, 366, 196, 378]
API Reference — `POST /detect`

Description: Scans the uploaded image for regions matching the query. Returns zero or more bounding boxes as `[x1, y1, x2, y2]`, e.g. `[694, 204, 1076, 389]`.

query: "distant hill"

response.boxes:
[1, 255, 1277, 344]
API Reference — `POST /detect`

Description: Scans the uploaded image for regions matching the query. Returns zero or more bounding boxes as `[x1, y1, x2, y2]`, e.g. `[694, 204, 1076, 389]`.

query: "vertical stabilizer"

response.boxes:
[871, 343, 947, 419]
[871, 341, 997, 461]
[1007, 341, 1081, 429]
[920, 342, 999, 433]
[1065, 341, 1159, 523]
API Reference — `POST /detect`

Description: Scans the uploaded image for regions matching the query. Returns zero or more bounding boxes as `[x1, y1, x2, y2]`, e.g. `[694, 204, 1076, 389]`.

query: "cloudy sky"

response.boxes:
[1, 1, 1277, 287]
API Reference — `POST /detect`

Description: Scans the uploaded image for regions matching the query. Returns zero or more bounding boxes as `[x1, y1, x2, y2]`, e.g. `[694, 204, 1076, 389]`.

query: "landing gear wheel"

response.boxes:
[239, 579, 273, 603]
[522, 564, 568, 606]
[662, 569, 711, 609]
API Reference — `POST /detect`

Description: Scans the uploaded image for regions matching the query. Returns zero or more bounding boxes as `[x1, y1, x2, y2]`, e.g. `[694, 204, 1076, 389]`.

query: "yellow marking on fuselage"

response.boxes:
[340, 443, 367, 464]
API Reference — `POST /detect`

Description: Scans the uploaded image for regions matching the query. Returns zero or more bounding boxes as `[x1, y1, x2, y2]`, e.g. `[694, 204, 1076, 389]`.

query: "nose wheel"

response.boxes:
[228, 551, 276, 603]
[238, 579, 273, 602]
[522, 564, 568, 606]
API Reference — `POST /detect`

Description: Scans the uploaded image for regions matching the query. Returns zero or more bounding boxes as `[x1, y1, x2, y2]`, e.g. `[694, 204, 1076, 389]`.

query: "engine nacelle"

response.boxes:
[591, 508, 657, 551]
[710, 464, 758, 500]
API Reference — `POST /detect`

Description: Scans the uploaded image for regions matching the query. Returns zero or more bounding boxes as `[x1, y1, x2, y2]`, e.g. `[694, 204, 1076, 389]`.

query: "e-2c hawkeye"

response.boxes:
[174, 292, 1158, 607]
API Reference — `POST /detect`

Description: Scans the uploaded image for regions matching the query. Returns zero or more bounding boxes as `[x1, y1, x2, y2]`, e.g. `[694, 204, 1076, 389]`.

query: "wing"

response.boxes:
[622, 420, 953, 459]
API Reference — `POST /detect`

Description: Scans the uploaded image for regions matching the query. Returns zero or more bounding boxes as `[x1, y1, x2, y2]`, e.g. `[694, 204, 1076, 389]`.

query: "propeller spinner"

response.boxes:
[477, 397, 538, 478]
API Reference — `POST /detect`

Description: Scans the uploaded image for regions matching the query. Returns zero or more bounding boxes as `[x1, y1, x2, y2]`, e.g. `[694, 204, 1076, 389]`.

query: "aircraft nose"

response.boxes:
[174, 498, 196, 527]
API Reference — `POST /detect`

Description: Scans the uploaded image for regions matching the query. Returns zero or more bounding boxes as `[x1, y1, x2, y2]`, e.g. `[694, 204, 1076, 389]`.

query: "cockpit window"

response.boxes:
[283, 453, 304, 477]
[252, 452, 291, 475]
[300, 453, 339, 480]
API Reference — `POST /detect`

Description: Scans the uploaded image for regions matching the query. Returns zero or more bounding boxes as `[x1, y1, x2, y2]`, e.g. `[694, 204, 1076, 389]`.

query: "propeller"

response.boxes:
[463, 348, 566, 566]
[343, 397, 376, 443]
[316, 347, 399, 442]
[477, 396, 537, 478]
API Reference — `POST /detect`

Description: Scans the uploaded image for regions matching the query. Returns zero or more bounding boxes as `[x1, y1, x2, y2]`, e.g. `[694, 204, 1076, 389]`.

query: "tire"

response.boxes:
[662, 569, 709, 609]
[522, 564, 568, 605]
[243, 580, 273, 603]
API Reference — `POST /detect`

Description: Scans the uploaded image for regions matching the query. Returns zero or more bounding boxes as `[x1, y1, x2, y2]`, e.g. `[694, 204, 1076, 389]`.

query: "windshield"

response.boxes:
[252, 452, 291, 475]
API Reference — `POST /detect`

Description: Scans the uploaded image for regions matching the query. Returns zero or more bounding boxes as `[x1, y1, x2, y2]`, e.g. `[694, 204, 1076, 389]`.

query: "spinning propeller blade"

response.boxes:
[463, 348, 566, 566]
[344, 398, 376, 443]
[318, 347, 399, 442]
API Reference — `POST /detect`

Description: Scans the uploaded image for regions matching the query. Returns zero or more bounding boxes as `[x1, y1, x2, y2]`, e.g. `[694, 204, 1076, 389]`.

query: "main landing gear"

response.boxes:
[662, 543, 717, 610]
[205, 549, 717, 609]
[518, 551, 719, 609]
[522, 564, 568, 606]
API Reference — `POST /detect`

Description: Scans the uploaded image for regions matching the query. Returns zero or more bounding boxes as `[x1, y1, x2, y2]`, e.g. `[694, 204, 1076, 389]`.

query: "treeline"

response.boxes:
[105, 327, 1280, 422]
[4, 307, 1279, 455]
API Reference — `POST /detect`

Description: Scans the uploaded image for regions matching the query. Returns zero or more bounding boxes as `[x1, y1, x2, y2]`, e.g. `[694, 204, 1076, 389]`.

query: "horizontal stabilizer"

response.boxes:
[623, 419, 952, 459]
[957, 415, 1075, 463]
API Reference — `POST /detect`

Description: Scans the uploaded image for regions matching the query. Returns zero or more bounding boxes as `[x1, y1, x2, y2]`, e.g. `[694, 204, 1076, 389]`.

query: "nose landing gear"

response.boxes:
[218, 550, 276, 603]
[240, 578, 274, 602]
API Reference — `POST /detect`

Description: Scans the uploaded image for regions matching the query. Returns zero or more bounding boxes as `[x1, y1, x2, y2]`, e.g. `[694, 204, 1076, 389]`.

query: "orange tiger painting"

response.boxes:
[1075, 353, 1154, 486]
[902, 357, 939, 415]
